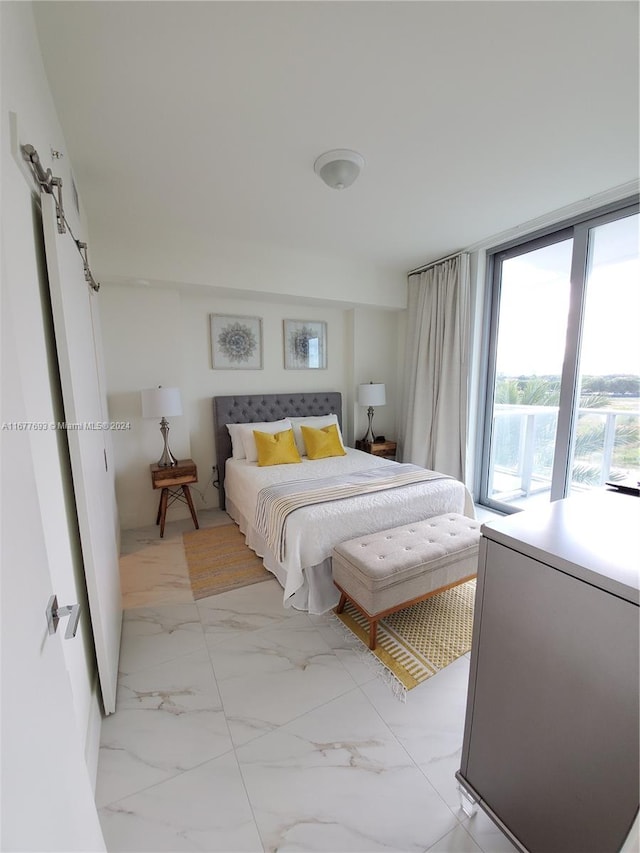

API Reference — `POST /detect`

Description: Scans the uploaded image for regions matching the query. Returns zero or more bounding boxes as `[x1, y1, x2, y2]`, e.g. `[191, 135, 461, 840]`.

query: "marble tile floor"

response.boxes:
[96, 509, 517, 853]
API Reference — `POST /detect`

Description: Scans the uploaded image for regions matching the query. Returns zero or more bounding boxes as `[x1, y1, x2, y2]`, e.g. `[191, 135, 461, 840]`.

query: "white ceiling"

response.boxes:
[33, 1, 639, 278]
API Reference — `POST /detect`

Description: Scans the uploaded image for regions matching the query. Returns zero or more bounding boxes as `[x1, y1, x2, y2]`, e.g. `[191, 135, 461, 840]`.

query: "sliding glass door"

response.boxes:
[568, 214, 639, 497]
[480, 203, 639, 513]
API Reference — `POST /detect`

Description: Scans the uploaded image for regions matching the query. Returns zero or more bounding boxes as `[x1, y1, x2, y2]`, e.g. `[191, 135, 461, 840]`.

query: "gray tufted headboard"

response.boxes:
[212, 392, 343, 510]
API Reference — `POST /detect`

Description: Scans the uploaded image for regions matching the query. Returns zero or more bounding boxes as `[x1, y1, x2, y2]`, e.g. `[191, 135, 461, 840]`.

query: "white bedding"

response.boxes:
[224, 448, 475, 614]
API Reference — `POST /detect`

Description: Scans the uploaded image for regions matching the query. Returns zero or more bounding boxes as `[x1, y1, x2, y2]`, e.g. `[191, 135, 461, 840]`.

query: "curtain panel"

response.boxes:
[399, 253, 470, 481]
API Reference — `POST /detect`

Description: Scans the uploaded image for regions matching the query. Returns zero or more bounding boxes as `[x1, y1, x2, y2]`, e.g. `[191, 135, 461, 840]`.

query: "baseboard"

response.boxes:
[84, 676, 103, 792]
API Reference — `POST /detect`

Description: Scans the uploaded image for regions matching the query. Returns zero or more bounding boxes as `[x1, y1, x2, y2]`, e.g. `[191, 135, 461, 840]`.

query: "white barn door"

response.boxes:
[40, 193, 122, 714]
[1, 290, 106, 851]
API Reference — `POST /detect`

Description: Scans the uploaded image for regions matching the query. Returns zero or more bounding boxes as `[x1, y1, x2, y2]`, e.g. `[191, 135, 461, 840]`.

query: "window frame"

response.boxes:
[477, 197, 639, 514]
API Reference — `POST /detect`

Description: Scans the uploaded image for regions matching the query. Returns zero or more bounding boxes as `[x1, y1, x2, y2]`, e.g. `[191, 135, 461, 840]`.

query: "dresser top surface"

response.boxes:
[481, 490, 639, 603]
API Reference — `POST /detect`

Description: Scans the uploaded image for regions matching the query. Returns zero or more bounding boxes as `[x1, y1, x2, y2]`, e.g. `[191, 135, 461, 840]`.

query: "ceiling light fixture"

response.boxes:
[314, 149, 365, 190]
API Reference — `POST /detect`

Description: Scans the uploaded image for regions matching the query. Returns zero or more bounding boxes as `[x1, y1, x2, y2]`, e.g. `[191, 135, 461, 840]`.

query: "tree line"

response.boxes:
[580, 375, 639, 396]
[499, 374, 639, 400]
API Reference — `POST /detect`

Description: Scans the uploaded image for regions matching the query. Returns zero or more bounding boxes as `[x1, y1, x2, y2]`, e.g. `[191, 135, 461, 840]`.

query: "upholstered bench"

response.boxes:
[332, 513, 481, 650]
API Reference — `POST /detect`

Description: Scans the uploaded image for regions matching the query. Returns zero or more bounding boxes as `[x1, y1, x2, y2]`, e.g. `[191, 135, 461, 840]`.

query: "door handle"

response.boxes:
[46, 595, 81, 639]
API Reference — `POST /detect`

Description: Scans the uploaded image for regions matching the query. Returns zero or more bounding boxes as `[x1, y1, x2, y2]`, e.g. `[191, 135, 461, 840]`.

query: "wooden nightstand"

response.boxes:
[355, 440, 397, 460]
[150, 458, 199, 538]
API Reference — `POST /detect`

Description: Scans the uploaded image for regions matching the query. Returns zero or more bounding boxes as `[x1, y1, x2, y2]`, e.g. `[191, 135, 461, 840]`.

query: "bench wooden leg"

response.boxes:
[336, 592, 347, 614]
[369, 619, 378, 650]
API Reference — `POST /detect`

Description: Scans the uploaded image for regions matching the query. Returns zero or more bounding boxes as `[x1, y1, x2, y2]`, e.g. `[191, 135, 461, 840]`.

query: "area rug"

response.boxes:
[183, 523, 272, 599]
[334, 580, 476, 696]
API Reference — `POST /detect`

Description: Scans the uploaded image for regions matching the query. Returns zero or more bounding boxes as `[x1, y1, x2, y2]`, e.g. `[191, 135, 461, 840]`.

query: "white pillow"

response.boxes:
[227, 419, 291, 461]
[226, 423, 248, 459]
[239, 419, 293, 464]
[289, 414, 343, 456]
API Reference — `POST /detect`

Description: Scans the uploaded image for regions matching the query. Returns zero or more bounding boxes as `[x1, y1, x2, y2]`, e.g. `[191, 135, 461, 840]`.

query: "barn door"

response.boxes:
[40, 192, 122, 714]
[1, 285, 106, 851]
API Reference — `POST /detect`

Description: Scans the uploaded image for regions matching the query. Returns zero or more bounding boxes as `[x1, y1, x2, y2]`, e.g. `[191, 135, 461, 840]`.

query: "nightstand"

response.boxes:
[355, 440, 397, 460]
[150, 458, 199, 538]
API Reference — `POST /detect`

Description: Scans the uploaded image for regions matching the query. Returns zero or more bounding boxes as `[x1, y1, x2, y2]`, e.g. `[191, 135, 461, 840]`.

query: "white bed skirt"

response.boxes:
[225, 497, 340, 614]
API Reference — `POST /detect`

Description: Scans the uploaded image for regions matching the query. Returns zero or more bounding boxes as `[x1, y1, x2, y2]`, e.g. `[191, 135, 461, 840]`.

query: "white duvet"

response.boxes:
[224, 448, 474, 614]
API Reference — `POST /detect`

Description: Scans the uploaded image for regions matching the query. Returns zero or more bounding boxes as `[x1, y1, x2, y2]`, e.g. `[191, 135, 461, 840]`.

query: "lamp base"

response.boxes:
[360, 407, 375, 444]
[157, 418, 178, 467]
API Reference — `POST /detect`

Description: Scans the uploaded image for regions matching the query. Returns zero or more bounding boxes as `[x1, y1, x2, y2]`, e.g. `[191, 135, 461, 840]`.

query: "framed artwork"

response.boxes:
[283, 319, 327, 370]
[210, 314, 263, 369]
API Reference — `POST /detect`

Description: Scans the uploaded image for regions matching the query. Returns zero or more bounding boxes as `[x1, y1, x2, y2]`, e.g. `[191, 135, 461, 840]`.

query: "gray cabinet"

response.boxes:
[457, 491, 639, 853]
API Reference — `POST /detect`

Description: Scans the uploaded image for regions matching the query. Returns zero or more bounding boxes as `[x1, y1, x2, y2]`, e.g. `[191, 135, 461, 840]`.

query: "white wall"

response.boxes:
[1, 1, 102, 780]
[97, 243, 406, 311]
[348, 307, 401, 444]
[100, 283, 402, 529]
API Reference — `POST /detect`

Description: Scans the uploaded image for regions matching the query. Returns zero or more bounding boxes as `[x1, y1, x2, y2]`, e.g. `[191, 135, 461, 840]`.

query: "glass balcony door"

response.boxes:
[481, 205, 639, 513]
[567, 214, 639, 497]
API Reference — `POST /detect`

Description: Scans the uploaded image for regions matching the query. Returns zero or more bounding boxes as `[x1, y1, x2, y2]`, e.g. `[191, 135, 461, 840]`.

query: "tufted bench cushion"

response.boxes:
[332, 513, 481, 649]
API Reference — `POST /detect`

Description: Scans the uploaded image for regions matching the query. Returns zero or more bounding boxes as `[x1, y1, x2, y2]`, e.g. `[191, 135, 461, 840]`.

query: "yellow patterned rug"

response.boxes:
[183, 523, 272, 599]
[335, 580, 476, 693]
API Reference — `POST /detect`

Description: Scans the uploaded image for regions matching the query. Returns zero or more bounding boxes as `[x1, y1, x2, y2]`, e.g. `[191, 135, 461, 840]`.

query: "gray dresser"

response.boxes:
[457, 490, 639, 853]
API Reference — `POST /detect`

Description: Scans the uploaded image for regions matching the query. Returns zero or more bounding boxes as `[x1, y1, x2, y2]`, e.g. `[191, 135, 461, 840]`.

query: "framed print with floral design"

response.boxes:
[210, 314, 263, 369]
[283, 320, 327, 369]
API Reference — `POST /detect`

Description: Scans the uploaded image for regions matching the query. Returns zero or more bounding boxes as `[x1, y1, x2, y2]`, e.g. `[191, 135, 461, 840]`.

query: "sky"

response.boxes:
[496, 217, 639, 378]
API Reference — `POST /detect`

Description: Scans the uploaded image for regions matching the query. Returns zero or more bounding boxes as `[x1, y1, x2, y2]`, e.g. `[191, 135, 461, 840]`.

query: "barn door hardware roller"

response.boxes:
[77, 241, 100, 292]
[21, 143, 100, 292]
[21, 143, 66, 234]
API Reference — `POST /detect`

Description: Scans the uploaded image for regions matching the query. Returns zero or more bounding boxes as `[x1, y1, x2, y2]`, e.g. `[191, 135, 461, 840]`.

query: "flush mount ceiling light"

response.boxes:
[314, 149, 365, 190]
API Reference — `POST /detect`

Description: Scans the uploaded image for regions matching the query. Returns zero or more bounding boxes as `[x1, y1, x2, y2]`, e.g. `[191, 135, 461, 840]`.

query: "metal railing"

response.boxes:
[489, 404, 639, 503]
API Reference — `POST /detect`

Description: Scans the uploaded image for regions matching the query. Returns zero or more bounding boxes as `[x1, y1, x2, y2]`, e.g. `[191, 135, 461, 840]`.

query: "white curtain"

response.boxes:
[399, 253, 470, 481]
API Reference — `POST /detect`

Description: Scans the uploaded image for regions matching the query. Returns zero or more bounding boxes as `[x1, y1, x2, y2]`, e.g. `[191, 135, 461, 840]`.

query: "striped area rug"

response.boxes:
[335, 580, 476, 692]
[183, 523, 272, 600]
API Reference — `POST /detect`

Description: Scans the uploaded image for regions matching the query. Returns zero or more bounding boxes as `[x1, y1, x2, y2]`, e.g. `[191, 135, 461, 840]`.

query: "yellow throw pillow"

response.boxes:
[253, 428, 302, 466]
[301, 423, 347, 460]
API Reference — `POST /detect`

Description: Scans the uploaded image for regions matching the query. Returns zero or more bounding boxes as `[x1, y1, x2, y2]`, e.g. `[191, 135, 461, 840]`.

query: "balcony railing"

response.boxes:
[489, 403, 639, 507]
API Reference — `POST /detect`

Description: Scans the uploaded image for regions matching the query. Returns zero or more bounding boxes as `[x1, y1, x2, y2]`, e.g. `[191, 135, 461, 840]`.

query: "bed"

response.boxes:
[213, 392, 474, 614]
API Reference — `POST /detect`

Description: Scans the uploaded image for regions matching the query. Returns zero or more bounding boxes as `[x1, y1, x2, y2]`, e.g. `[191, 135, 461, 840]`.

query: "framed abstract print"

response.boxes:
[283, 319, 327, 369]
[210, 314, 263, 369]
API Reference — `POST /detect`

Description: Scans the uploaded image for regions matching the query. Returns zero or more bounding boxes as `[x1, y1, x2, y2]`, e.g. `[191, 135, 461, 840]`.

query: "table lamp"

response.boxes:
[141, 386, 182, 467]
[358, 382, 386, 443]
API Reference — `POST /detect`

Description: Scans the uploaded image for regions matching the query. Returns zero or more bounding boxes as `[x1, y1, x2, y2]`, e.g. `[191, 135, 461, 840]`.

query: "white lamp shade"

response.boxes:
[141, 386, 182, 419]
[358, 383, 386, 407]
